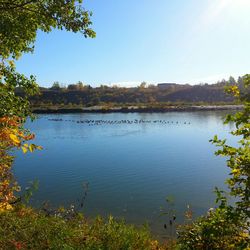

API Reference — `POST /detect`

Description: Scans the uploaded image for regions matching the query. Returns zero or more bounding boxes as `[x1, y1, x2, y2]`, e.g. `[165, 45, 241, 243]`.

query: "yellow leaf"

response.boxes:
[0, 202, 13, 212]
[9, 134, 20, 144]
[22, 146, 28, 154]
[8, 60, 15, 68]
[36, 145, 43, 150]
[29, 144, 35, 152]
[232, 168, 240, 175]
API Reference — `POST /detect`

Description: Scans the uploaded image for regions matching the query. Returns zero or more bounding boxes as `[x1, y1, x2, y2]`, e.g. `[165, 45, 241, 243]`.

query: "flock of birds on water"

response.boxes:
[48, 118, 191, 126]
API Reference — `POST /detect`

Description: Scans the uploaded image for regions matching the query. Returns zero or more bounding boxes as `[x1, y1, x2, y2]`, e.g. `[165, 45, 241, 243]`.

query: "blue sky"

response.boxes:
[16, 0, 250, 87]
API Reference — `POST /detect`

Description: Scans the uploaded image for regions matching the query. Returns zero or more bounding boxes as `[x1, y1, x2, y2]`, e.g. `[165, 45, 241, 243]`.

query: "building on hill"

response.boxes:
[157, 83, 176, 90]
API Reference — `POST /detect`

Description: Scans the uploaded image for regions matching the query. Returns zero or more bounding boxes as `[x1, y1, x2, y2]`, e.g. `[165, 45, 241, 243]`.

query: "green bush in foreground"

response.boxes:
[0, 206, 168, 250]
[176, 76, 250, 250]
[177, 204, 249, 250]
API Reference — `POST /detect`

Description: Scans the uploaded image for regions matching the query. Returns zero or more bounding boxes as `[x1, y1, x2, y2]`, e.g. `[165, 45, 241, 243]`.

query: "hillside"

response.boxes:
[24, 82, 240, 108]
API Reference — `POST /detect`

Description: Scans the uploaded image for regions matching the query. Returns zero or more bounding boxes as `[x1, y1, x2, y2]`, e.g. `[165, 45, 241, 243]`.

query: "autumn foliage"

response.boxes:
[0, 116, 41, 212]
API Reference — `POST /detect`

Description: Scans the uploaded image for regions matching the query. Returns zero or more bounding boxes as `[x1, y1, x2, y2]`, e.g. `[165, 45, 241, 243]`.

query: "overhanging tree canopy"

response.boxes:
[0, 0, 96, 59]
[0, 0, 95, 211]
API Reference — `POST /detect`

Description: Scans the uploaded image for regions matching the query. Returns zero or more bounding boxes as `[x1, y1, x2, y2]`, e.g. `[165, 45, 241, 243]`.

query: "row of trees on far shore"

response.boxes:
[49, 76, 244, 91]
[21, 76, 249, 107]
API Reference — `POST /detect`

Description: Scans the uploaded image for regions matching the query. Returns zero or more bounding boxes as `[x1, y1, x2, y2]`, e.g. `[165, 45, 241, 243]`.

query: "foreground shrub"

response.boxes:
[0, 206, 166, 250]
[176, 75, 250, 250]
[177, 206, 249, 250]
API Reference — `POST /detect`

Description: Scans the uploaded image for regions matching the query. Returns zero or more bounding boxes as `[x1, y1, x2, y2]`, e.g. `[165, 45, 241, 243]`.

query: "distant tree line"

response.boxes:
[19, 76, 247, 107]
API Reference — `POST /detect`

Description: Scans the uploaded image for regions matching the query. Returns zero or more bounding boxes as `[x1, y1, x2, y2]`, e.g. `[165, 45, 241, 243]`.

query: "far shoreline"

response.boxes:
[32, 104, 243, 114]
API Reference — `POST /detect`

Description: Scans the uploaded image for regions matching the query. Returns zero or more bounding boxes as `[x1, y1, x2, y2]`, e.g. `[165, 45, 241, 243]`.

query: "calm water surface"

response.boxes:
[14, 111, 236, 237]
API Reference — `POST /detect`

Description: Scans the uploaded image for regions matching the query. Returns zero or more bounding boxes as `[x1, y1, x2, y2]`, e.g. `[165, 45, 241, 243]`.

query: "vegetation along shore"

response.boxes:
[33, 104, 243, 114]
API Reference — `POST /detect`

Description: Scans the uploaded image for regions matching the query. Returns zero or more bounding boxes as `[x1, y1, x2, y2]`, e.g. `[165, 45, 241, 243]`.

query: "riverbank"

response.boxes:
[32, 104, 243, 114]
[0, 206, 169, 250]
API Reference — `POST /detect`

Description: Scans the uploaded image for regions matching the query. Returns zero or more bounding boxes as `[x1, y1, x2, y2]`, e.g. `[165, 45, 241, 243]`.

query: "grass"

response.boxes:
[0, 206, 172, 250]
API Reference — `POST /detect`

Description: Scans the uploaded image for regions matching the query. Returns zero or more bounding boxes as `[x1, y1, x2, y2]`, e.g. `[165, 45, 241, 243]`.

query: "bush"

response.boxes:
[176, 75, 250, 250]
[177, 206, 249, 250]
[0, 206, 166, 250]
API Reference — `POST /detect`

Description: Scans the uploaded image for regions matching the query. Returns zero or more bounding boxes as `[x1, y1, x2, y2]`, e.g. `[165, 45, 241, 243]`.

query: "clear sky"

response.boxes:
[16, 0, 250, 87]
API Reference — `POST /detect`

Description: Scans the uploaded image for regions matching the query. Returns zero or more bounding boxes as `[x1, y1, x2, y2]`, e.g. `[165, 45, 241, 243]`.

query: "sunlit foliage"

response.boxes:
[0, 116, 40, 212]
[0, 0, 95, 59]
[177, 75, 250, 249]
[0, 207, 166, 249]
[0, 0, 95, 211]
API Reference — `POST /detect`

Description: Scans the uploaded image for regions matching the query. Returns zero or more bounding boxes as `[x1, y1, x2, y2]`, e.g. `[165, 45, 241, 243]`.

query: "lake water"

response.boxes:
[14, 111, 236, 238]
